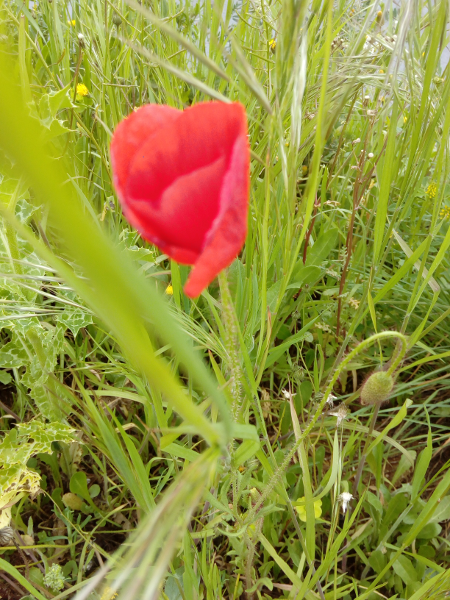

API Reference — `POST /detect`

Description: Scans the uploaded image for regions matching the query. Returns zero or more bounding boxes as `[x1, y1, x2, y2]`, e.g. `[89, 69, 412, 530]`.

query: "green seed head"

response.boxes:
[360, 371, 394, 405]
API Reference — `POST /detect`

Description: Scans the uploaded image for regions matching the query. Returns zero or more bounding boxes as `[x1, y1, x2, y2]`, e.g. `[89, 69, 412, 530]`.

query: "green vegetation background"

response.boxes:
[0, 0, 450, 598]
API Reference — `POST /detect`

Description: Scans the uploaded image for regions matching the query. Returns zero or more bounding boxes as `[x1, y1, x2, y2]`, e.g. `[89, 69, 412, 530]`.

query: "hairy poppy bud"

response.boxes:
[360, 371, 394, 405]
[110, 102, 250, 298]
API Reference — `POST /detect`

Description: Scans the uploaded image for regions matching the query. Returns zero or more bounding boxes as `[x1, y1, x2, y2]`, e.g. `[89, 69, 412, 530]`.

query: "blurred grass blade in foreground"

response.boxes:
[0, 51, 231, 445]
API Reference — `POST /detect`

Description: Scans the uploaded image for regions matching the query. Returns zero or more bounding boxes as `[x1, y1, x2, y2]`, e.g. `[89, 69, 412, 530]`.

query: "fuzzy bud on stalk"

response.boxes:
[360, 371, 394, 405]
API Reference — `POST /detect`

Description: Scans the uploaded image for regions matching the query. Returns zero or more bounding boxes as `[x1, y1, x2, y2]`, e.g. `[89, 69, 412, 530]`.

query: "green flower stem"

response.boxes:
[351, 403, 381, 497]
[218, 269, 243, 421]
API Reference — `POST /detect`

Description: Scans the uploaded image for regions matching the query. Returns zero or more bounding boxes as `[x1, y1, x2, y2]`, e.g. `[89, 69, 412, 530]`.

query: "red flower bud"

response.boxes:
[110, 101, 250, 298]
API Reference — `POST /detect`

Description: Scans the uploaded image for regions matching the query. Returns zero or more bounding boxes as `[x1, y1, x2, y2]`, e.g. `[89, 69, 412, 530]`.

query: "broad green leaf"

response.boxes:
[287, 265, 322, 289]
[56, 309, 93, 337]
[390, 553, 418, 586]
[305, 228, 339, 267]
[368, 549, 387, 575]
[70, 471, 98, 510]
[416, 522, 441, 540]
[0, 338, 28, 368]
[366, 491, 383, 514]
[0, 370, 11, 384]
[429, 496, 450, 523]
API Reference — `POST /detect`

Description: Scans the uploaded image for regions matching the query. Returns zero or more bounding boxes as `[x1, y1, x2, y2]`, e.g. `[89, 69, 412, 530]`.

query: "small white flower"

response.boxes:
[325, 393, 337, 409]
[329, 403, 349, 426]
[78, 33, 84, 41]
[282, 389, 296, 400]
[368, 152, 374, 158]
[339, 492, 353, 514]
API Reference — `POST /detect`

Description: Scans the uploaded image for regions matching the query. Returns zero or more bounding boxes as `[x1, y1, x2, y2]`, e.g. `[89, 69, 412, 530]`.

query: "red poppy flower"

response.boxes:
[110, 101, 250, 298]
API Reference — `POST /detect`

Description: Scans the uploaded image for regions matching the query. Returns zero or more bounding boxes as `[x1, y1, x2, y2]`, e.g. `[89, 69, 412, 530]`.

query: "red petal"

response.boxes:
[110, 104, 181, 200]
[183, 133, 249, 298]
[127, 103, 246, 207]
[123, 155, 226, 257]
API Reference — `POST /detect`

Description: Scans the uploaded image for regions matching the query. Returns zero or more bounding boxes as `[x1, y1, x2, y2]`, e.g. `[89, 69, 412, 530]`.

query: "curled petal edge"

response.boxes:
[183, 134, 249, 298]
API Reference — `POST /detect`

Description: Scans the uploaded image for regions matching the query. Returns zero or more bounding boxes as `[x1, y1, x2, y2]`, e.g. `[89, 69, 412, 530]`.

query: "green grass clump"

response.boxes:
[0, 0, 450, 598]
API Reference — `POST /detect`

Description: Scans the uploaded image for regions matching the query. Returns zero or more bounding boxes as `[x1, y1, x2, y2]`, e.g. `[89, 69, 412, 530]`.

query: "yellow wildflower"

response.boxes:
[76, 83, 89, 97]
[379, 69, 384, 74]
[165, 284, 174, 295]
[376, 10, 383, 22]
[426, 182, 437, 199]
[101, 588, 118, 600]
[295, 497, 322, 522]
[68, 19, 76, 26]
[403, 115, 408, 123]
[440, 206, 450, 220]
[269, 39, 276, 53]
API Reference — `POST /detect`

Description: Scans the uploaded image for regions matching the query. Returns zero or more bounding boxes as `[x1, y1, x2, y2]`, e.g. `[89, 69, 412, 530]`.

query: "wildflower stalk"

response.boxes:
[341, 333, 407, 573]
[351, 403, 380, 497]
[218, 269, 245, 514]
[244, 490, 263, 599]
[341, 402, 381, 575]
[244, 331, 407, 525]
[218, 269, 243, 421]
[336, 134, 376, 338]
